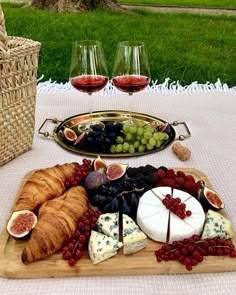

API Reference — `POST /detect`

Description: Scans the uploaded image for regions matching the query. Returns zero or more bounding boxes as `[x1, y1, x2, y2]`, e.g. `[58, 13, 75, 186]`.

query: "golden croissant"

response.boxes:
[22, 185, 88, 264]
[14, 163, 78, 212]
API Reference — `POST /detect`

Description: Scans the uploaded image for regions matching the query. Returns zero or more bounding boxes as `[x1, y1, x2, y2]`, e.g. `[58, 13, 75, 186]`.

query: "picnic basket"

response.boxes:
[0, 4, 41, 166]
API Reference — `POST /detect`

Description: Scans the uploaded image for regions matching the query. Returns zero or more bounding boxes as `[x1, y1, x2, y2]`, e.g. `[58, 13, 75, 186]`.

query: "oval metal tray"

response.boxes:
[39, 111, 190, 158]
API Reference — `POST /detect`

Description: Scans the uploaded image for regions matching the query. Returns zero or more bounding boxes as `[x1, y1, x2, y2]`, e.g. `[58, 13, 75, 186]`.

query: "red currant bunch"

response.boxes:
[64, 158, 92, 189]
[162, 194, 192, 219]
[63, 209, 101, 266]
[155, 235, 236, 271]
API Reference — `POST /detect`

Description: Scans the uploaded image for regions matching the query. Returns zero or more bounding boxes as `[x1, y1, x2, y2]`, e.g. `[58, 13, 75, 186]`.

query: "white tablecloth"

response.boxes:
[0, 90, 236, 295]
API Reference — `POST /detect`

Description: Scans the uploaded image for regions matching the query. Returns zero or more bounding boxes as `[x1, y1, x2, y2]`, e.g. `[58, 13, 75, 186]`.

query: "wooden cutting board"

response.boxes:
[0, 167, 235, 279]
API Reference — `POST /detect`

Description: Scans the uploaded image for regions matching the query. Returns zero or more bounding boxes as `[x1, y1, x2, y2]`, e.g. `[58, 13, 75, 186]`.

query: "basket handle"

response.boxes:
[0, 4, 10, 59]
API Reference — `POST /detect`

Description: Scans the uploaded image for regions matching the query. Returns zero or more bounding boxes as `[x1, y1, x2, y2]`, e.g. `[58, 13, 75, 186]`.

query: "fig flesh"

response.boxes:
[106, 163, 128, 181]
[158, 123, 171, 134]
[74, 132, 87, 148]
[63, 127, 77, 143]
[92, 155, 107, 172]
[198, 186, 224, 211]
[6, 210, 37, 239]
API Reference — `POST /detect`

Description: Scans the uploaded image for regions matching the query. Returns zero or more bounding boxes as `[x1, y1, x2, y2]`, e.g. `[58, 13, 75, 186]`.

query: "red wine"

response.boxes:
[71, 75, 108, 93]
[112, 75, 150, 93]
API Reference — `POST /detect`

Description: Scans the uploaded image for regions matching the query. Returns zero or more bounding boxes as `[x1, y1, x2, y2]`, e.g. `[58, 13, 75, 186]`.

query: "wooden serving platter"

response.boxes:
[0, 167, 235, 279]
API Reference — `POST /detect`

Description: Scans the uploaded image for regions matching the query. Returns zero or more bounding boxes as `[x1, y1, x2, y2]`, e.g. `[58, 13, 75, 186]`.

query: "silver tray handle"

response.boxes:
[171, 121, 191, 141]
[38, 118, 61, 138]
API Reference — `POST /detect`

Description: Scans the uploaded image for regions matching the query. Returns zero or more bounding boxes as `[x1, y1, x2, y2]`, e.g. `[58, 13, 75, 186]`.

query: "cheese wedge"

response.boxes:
[138, 189, 164, 207]
[123, 214, 147, 255]
[172, 188, 191, 202]
[184, 196, 205, 215]
[183, 213, 205, 236]
[137, 208, 169, 242]
[201, 210, 234, 240]
[151, 187, 172, 201]
[88, 230, 123, 264]
[97, 212, 119, 241]
[169, 212, 195, 243]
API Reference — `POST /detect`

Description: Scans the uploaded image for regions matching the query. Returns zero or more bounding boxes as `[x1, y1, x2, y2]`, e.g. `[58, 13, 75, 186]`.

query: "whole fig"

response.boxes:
[84, 169, 110, 191]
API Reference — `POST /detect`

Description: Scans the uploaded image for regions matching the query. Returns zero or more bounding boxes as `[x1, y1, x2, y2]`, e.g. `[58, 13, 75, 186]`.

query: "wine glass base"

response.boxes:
[77, 120, 105, 133]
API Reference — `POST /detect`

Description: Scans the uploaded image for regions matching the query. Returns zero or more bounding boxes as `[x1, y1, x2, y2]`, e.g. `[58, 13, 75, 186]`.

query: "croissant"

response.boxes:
[14, 163, 78, 212]
[22, 185, 88, 264]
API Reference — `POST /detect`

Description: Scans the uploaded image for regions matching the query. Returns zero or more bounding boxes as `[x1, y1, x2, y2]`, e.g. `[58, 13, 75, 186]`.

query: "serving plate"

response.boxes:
[0, 167, 235, 279]
[38, 110, 191, 157]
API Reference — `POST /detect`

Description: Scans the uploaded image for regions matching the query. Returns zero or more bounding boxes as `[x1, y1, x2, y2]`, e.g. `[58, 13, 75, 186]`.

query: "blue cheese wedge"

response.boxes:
[97, 212, 119, 241]
[201, 210, 234, 240]
[88, 230, 123, 264]
[123, 214, 147, 255]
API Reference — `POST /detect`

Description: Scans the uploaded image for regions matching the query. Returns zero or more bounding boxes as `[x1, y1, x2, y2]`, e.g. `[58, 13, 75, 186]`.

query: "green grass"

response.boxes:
[119, 0, 236, 9]
[2, 4, 236, 86]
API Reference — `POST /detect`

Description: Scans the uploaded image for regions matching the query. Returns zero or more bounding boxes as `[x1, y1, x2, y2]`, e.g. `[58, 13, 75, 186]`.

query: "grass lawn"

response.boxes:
[2, 3, 236, 86]
[118, 0, 236, 9]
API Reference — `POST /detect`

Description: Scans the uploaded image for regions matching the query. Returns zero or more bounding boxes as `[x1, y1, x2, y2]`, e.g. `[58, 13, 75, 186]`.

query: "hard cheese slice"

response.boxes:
[122, 214, 147, 255]
[201, 210, 234, 240]
[88, 230, 123, 264]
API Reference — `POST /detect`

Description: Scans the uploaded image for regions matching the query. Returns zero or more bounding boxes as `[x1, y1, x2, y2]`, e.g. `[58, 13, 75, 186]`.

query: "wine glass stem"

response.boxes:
[128, 92, 133, 124]
[88, 92, 93, 126]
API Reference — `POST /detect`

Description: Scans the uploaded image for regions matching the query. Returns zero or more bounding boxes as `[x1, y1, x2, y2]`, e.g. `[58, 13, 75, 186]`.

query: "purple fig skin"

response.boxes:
[84, 170, 110, 190]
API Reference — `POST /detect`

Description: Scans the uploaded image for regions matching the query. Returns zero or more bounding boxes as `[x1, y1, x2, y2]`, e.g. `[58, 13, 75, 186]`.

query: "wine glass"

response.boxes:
[69, 40, 108, 131]
[112, 41, 150, 123]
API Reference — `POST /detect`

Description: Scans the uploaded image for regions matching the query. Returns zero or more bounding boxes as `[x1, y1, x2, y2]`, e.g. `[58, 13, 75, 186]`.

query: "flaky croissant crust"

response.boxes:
[22, 185, 88, 264]
[15, 163, 78, 212]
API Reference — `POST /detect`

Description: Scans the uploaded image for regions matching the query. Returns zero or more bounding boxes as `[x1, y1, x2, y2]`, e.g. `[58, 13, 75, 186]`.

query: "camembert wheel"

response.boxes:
[137, 187, 205, 243]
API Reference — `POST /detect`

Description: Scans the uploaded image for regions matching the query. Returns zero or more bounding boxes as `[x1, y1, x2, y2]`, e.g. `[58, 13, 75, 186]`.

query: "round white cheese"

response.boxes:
[137, 187, 205, 243]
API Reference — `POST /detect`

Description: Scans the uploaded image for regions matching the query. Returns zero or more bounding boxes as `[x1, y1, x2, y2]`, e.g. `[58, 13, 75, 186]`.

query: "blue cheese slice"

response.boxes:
[97, 212, 119, 241]
[201, 210, 234, 240]
[88, 230, 123, 264]
[122, 214, 147, 255]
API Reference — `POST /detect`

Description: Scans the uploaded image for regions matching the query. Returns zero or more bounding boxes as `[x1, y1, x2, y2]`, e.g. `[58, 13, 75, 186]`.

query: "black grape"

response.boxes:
[89, 194, 107, 207]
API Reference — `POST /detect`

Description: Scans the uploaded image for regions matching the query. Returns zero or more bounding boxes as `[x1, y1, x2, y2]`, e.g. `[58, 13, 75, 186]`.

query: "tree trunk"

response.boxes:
[31, 0, 124, 12]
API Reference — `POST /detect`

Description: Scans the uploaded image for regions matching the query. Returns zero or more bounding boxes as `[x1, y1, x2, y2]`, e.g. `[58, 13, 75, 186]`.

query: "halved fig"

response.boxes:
[63, 127, 77, 143]
[74, 132, 87, 148]
[158, 123, 171, 134]
[6, 210, 37, 239]
[92, 155, 107, 172]
[106, 163, 128, 181]
[198, 186, 224, 211]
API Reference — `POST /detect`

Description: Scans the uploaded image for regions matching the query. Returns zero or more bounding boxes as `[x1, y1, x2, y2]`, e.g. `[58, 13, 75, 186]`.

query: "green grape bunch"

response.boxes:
[110, 120, 169, 154]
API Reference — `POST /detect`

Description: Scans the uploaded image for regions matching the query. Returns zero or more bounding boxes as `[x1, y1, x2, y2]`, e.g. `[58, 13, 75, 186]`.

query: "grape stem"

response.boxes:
[117, 187, 145, 199]
[72, 240, 81, 254]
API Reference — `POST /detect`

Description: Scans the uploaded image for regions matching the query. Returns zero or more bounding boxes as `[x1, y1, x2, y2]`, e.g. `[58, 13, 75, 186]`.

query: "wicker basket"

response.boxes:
[0, 4, 41, 166]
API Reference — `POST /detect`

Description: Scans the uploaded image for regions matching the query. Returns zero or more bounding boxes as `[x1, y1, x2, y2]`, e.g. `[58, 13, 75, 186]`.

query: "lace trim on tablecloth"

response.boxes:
[37, 77, 236, 94]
